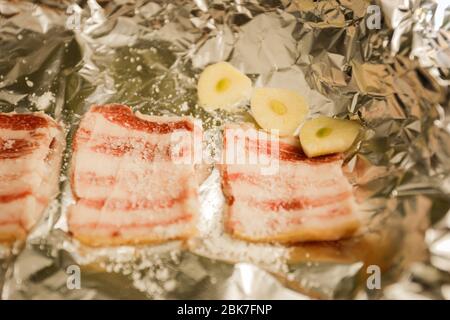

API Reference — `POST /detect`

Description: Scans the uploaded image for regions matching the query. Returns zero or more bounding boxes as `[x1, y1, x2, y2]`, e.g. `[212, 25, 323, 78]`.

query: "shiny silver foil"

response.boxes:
[0, 0, 449, 299]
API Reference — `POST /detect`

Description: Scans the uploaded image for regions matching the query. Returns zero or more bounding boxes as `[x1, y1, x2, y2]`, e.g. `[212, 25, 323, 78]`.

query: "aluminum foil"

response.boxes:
[0, 0, 449, 299]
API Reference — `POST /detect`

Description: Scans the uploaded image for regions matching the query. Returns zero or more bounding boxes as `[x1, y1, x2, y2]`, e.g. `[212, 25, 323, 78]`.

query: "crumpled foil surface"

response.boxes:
[0, 0, 449, 300]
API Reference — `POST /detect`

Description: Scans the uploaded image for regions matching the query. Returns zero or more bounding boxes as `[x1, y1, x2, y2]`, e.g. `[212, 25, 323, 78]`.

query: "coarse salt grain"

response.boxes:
[29, 91, 55, 110]
[179, 102, 189, 112]
[2, 139, 14, 149]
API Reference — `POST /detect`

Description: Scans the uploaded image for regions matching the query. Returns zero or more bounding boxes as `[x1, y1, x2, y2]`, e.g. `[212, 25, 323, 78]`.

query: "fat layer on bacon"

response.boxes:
[68, 104, 201, 246]
[220, 124, 360, 243]
[0, 112, 65, 242]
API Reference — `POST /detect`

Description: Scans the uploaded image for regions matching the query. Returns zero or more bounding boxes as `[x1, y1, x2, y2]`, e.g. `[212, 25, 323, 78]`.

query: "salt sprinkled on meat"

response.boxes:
[2, 139, 14, 150]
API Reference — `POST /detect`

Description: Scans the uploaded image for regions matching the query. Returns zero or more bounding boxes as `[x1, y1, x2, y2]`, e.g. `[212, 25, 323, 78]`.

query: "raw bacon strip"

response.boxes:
[68, 104, 200, 246]
[220, 124, 360, 243]
[0, 112, 64, 242]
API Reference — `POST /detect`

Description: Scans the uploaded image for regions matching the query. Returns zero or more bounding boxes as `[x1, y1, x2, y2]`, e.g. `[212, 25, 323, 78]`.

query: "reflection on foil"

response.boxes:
[0, 0, 449, 299]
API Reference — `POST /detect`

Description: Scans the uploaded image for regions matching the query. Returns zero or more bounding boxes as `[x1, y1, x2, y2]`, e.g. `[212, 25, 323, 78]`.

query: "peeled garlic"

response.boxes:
[197, 62, 252, 112]
[251, 87, 309, 136]
[299, 116, 361, 157]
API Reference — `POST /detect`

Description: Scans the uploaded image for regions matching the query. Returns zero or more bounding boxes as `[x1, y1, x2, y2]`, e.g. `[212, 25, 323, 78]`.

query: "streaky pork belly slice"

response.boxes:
[220, 124, 360, 243]
[68, 104, 201, 246]
[0, 112, 65, 242]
